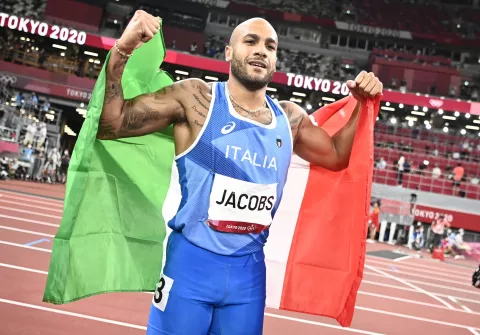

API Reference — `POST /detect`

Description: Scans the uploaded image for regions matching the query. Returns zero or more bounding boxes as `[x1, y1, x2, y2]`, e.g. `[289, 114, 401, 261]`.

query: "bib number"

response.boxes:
[152, 274, 173, 312]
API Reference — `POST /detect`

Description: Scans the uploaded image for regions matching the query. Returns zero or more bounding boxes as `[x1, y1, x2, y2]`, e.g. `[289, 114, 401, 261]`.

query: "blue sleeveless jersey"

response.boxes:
[168, 82, 293, 256]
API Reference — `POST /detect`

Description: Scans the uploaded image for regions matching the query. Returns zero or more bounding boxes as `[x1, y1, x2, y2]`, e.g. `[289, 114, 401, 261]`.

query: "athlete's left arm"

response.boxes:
[279, 71, 382, 172]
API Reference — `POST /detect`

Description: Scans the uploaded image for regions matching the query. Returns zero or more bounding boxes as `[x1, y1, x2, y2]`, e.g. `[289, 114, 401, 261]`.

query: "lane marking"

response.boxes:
[365, 265, 455, 310]
[264, 313, 384, 334]
[0, 214, 59, 227]
[355, 306, 480, 331]
[448, 296, 473, 313]
[393, 255, 412, 262]
[364, 271, 480, 295]
[0, 263, 48, 275]
[24, 238, 50, 246]
[0, 240, 51, 253]
[0, 225, 55, 237]
[0, 199, 63, 213]
[0, 207, 62, 219]
[0, 298, 147, 330]
[469, 328, 480, 335]
[365, 267, 472, 286]
[358, 291, 476, 313]
[0, 189, 64, 203]
[367, 258, 471, 280]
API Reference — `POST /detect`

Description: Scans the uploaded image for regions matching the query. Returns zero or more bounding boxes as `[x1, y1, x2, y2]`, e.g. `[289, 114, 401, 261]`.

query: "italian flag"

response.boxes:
[43, 27, 379, 327]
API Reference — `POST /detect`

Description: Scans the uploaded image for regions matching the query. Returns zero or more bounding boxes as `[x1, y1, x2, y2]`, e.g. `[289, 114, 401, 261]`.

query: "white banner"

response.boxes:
[335, 21, 412, 40]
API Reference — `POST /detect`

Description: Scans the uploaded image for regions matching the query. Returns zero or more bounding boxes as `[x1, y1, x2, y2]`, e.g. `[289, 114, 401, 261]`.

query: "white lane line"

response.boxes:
[264, 313, 384, 334]
[365, 265, 455, 310]
[366, 258, 470, 280]
[365, 267, 472, 287]
[0, 298, 147, 330]
[0, 214, 59, 227]
[448, 296, 473, 313]
[0, 240, 51, 253]
[364, 271, 480, 295]
[358, 291, 480, 314]
[0, 190, 64, 204]
[393, 255, 412, 262]
[0, 225, 55, 238]
[355, 306, 480, 331]
[469, 328, 480, 335]
[0, 207, 62, 219]
[362, 280, 480, 305]
[366, 255, 474, 276]
[0, 199, 63, 213]
[0, 263, 48, 275]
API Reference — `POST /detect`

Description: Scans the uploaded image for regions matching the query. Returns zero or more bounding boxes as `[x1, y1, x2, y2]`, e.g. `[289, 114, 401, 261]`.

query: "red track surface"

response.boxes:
[0, 180, 479, 335]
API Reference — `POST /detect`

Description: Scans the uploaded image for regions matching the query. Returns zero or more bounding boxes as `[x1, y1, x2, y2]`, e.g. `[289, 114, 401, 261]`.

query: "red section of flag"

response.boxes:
[280, 95, 380, 326]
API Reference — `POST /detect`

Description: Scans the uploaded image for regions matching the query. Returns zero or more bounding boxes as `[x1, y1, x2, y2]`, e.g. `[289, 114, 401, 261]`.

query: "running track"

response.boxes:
[0, 180, 479, 335]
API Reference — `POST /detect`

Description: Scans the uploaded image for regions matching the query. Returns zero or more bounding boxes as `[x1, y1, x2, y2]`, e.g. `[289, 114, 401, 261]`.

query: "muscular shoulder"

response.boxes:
[278, 100, 310, 140]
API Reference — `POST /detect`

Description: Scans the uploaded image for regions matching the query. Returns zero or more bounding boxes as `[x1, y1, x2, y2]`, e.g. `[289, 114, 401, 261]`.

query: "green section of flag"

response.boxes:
[43, 29, 175, 304]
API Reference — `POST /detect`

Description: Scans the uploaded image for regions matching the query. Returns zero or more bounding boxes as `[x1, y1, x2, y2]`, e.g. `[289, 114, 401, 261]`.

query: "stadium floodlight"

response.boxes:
[53, 44, 67, 50]
[266, 87, 277, 92]
[426, 124, 432, 129]
[399, 103, 404, 108]
[422, 107, 428, 112]
[454, 111, 460, 117]
[414, 106, 419, 110]
[460, 129, 467, 135]
[390, 117, 397, 124]
[423, 160, 429, 165]
[443, 127, 449, 133]
[466, 125, 480, 130]
[473, 120, 480, 124]
[424, 120, 429, 125]
[292, 92, 306, 97]
[381, 106, 395, 111]
[466, 113, 471, 119]
[322, 97, 335, 102]
[438, 109, 443, 114]
[411, 111, 425, 116]
[175, 70, 189, 76]
[306, 103, 312, 110]
[408, 120, 414, 127]
[442, 116, 456, 120]
[205, 76, 218, 81]
[84, 51, 98, 57]
[386, 102, 390, 106]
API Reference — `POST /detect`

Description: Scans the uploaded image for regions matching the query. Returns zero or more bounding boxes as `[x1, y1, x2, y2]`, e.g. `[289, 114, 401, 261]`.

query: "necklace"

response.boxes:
[229, 93, 266, 116]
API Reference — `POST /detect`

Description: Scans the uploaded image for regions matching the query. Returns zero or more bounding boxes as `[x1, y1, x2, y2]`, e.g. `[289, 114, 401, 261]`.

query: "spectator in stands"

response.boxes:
[471, 176, 479, 185]
[454, 228, 471, 259]
[377, 157, 387, 169]
[432, 164, 442, 178]
[396, 155, 405, 186]
[28, 92, 38, 109]
[453, 163, 464, 196]
[36, 122, 47, 150]
[23, 122, 37, 146]
[58, 150, 70, 184]
[14, 92, 23, 109]
[190, 42, 197, 54]
[41, 98, 50, 113]
[428, 215, 450, 252]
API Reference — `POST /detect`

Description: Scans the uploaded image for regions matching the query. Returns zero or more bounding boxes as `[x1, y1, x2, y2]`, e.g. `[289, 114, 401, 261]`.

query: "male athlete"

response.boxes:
[98, 10, 382, 335]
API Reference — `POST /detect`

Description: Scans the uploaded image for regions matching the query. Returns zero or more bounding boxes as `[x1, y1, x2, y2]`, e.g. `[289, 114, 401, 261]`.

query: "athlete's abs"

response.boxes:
[168, 81, 293, 256]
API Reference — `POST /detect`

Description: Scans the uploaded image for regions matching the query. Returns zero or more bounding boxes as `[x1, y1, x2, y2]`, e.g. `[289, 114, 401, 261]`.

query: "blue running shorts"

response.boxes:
[146, 231, 266, 335]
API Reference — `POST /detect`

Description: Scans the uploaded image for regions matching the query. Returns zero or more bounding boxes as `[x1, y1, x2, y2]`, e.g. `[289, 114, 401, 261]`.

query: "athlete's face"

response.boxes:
[226, 19, 277, 91]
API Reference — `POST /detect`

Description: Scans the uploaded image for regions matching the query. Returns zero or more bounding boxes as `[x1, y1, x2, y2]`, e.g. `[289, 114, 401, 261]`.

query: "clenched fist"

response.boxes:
[117, 10, 161, 54]
[346, 71, 383, 103]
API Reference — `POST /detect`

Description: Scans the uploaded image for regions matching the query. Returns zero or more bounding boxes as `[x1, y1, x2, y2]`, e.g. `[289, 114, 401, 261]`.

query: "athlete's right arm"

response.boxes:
[97, 10, 186, 140]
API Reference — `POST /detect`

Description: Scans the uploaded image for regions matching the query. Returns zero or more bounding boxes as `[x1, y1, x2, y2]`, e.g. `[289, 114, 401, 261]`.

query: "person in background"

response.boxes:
[429, 215, 450, 252]
[473, 265, 480, 289]
[453, 163, 464, 196]
[368, 201, 380, 241]
[432, 164, 441, 179]
[454, 228, 472, 259]
[377, 157, 387, 169]
[397, 155, 405, 186]
[412, 223, 425, 251]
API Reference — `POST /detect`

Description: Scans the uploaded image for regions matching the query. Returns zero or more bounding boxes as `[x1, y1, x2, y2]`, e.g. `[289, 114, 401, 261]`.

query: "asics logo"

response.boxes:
[221, 121, 236, 135]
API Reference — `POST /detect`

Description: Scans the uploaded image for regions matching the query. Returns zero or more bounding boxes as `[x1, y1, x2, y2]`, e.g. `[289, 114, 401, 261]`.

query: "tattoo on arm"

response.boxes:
[97, 120, 118, 140]
[194, 120, 204, 128]
[104, 82, 123, 104]
[119, 101, 163, 132]
[280, 102, 304, 133]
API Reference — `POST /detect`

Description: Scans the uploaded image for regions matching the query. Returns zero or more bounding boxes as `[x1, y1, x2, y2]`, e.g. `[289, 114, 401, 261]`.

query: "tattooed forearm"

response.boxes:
[105, 82, 123, 104]
[120, 101, 163, 132]
[97, 120, 118, 140]
[192, 105, 206, 118]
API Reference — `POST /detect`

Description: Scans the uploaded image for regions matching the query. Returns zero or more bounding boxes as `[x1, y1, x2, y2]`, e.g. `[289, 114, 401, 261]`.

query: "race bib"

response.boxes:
[207, 174, 277, 234]
[152, 274, 174, 312]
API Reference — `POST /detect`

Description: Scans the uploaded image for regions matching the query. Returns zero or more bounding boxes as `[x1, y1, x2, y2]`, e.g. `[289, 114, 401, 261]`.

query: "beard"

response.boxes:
[230, 53, 275, 91]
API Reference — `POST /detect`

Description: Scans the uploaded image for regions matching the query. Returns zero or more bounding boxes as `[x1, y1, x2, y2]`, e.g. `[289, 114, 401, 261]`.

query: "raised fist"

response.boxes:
[117, 10, 161, 54]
